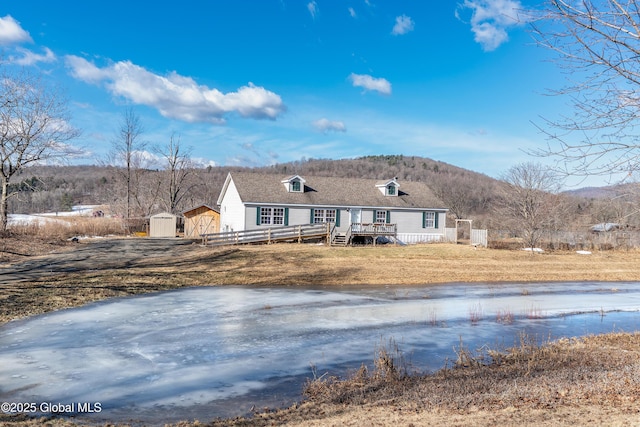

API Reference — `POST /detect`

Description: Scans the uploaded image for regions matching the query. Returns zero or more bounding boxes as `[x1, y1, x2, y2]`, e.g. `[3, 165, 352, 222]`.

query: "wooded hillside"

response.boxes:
[7, 155, 640, 234]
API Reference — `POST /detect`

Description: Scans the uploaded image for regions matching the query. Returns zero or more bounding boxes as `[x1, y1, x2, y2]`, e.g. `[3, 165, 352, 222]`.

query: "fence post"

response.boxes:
[267, 228, 271, 244]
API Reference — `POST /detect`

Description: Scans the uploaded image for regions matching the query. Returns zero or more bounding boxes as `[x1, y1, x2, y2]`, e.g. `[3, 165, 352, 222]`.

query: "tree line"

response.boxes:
[8, 153, 640, 244]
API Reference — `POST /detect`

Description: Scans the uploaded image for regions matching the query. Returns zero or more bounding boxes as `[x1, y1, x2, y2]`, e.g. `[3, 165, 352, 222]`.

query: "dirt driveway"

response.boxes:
[0, 238, 198, 284]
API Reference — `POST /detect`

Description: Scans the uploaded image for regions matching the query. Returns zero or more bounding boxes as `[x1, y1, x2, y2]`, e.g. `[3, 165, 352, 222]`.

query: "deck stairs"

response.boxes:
[331, 233, 349, 246]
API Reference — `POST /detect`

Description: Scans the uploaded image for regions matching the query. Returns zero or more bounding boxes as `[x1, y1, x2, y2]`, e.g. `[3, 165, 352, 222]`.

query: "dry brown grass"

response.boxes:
[210, 332, 640, 427]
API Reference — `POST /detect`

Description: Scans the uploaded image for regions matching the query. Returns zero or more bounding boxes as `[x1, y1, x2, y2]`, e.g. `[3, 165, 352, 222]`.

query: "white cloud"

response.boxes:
[391, 15, 414, 35]
[191, 157, 217, 168]
[313, 118, 346, 133]
[458, 0, 527, 51]
[348, 73, 391, 95]
[65, 56, 286, 124]
[0, 15, 32, 45]
[9, 47, 56, 66]
[348, 7, 356, 18]
[308, 1, 318, 19]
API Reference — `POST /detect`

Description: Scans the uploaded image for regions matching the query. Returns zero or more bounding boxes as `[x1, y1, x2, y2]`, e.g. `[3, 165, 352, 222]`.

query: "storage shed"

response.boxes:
[183, 205, 220, 238]
[149, 212, 178, 238]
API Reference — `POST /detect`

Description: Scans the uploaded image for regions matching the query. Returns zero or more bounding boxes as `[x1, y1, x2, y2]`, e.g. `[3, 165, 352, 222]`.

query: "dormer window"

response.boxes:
[376, 178, 399, 197]
[282, 175, 306, 193]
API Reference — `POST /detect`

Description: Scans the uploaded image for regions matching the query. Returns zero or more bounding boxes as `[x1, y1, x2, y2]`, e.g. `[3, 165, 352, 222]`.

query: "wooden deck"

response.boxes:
[331, 223, 397, 246]
[201, 222, 397, 247]
[201, 223, 330, 246]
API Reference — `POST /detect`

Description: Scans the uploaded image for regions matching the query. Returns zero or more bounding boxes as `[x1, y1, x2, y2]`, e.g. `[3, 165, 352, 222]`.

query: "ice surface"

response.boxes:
[1, 283, 639, 423]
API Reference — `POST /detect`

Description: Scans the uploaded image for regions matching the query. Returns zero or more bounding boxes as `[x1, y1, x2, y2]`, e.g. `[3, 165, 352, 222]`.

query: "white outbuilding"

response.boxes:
[149, 212, 178, 238]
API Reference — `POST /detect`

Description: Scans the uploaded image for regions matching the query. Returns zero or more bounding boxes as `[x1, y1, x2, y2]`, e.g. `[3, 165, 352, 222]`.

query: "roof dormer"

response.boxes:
[376, 177, 400, 197]
[281, 175, 306, 193]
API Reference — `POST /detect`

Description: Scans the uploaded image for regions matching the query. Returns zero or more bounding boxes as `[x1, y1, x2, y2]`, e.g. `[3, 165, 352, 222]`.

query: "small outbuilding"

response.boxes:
[183, 204, 220, 238]
[149, 212, 178, 238]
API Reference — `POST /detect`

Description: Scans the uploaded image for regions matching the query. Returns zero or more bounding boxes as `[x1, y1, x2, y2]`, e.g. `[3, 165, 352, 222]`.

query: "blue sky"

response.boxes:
[1, 1, 589, 185]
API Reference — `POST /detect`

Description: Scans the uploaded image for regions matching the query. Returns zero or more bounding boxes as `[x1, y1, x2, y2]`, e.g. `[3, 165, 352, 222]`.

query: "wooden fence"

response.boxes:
[444, 227, 488, 247]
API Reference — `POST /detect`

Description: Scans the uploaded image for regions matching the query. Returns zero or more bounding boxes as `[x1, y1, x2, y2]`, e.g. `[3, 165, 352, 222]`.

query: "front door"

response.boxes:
[349, 208, 362, 232]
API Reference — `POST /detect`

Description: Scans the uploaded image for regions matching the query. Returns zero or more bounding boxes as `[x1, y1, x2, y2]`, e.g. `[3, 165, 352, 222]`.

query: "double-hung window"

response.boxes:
[423, 211, 436, 228]
[313, 208, 337, 224]
[272, 208, 284, 225]
[375, 210, 388, 223]
[259, 207, 285, 225]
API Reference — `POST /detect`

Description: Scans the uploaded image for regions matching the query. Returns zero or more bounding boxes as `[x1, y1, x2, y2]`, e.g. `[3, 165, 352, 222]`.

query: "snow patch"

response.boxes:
[522, 247, 544, 253]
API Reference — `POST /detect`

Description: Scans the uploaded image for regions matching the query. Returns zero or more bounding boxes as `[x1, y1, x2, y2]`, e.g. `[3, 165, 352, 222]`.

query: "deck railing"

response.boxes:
[344, 223, 353, 243]
[350, 223, 397, 235]
[202, 223, 330, 246]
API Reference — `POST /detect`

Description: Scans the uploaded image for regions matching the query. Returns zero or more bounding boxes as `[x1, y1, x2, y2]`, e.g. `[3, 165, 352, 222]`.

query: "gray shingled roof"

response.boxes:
[227, 172, 447, 210]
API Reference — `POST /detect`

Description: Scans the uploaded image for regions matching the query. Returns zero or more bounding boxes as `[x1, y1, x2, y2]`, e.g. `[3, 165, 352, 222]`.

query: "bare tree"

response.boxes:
[157, 133, 193, 213]
[531, 1, 640, 181]
[495, 162, 563, 250]
[0, 70, 80, 232]
[109, 108, 147, 219]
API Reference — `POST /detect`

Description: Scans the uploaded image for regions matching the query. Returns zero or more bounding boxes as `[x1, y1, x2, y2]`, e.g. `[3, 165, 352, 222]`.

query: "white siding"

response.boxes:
[374, 210, 445, 235]
[244, 206, 259, 231]
[390, 210, 423, 234]
[289, 207, 312, 227]
[335, 209, 348, 232]
[220, 178, 246, 232]
[396, 233, 444, 244]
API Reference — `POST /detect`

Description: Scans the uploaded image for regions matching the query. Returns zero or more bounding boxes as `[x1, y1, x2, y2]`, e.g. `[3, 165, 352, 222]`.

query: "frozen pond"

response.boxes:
[1, 282, 640, 424]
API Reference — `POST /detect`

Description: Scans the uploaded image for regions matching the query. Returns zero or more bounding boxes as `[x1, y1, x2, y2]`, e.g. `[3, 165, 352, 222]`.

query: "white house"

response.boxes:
[216, 172, 449, 244]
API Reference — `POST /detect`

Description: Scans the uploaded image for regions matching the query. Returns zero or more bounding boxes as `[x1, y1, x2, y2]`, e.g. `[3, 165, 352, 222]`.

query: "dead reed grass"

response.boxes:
[8, 216, 124, 239]
[211, 332, 640, 427]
